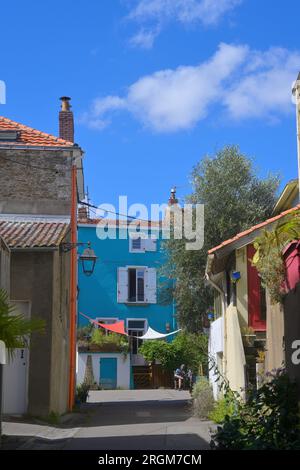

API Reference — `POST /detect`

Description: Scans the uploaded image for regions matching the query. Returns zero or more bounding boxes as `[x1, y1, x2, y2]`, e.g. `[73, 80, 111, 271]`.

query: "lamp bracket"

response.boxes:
[60, 242, 89, 253]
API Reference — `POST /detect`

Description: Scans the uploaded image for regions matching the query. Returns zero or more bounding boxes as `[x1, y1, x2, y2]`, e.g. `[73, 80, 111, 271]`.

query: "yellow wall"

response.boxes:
[225, 304, 246, 395]
[222, 248, 248, 395]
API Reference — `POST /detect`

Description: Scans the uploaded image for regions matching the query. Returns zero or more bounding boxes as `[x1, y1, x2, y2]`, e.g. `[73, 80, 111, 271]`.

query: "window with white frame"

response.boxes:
[127, 319, 146, 355]
[131, 237, 142, 251]
[129, 236, 157, 253]
[96, 318, 118, 335]
[117, 267, 157, 304]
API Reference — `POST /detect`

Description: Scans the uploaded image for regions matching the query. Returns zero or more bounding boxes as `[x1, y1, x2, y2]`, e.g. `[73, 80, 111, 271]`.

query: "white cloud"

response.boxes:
[79, 96, 127, 130]
[81, 44, 300, 132]
[129, 27, 160, 49]
[128, 0, 242, 48]
[224, 48, 300, 120]
[129, 0, 241, 25]
[126, 43, 247, 131]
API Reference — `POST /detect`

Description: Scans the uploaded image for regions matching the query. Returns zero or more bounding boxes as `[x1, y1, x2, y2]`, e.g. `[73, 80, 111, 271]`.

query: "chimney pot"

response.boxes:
[60, 96, 71, 111]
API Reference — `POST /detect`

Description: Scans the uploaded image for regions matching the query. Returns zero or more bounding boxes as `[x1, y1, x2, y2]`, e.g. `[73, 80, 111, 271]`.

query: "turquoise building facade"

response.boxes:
[77, 219, 176, 366]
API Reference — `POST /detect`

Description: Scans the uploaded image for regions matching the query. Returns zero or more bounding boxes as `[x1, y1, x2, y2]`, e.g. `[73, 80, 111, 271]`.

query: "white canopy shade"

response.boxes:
[135, 326, 181, 340]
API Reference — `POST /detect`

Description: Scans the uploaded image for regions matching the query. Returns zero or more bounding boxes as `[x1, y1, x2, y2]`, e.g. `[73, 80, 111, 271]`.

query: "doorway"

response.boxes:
[99, 357, 117, 389]
[2, 301, 30, 415]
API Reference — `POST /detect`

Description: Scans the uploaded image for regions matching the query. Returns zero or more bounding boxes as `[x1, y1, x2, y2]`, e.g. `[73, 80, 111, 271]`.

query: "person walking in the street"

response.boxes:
[187, 368, 195, 392]
[174, 364, 186, 390]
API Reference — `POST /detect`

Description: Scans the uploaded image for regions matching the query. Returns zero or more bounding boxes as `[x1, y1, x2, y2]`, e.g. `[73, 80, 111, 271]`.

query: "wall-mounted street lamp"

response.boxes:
[231, 271, 241, 283]
[79, 243, 98, 276]
[60, 241, 98, 276]
[207, 311, 215, 321]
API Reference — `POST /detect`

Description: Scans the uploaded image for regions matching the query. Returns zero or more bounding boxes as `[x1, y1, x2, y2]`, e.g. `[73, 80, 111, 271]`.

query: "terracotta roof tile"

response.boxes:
[0, 220, 69, 248]
[0, 116, 74, 147]
[208, 204, 300, 255]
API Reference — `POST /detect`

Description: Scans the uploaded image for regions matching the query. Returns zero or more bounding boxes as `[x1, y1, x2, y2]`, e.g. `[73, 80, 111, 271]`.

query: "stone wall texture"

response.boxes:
[0, 148, 73, 215]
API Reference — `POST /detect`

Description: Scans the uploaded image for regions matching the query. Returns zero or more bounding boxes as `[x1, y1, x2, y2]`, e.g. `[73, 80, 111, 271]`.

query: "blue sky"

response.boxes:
[1, 0, 299, 212]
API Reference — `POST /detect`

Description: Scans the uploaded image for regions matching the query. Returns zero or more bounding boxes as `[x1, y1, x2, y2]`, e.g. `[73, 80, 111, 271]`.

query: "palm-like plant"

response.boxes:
[0, 288, 45, 357]
[252, 210, 300, 303]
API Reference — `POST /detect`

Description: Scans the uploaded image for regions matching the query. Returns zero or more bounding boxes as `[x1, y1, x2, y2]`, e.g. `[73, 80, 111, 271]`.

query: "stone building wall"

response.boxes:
[0, 148, 73, 215]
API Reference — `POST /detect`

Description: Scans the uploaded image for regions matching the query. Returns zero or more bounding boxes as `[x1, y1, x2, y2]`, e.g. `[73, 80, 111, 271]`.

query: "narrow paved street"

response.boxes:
[64, 390, 212, 450]
[3, 389, 213, 450]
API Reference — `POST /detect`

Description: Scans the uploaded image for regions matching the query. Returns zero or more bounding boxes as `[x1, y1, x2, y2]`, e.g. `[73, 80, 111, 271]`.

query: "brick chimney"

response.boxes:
[78, 206, 88, 221]
[59, 96, 74, 142]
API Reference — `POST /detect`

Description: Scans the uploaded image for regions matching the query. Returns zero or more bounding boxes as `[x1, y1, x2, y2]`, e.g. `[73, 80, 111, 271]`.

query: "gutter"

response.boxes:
[9, 247, 57, 252]
[0, 144, 77, 151]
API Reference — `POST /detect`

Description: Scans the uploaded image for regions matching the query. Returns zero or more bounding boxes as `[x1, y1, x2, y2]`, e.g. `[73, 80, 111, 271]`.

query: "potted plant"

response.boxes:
[241, 326, 256, 347]
[76, 382, 90, 403]
[256, 350, 265, 389]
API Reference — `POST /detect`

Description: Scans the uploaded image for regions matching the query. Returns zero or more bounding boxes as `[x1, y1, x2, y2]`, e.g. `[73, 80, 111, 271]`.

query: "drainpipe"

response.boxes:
[68, 158, 77, 411]
[205, 255, 227, 378]
[58, 96, 78, 411]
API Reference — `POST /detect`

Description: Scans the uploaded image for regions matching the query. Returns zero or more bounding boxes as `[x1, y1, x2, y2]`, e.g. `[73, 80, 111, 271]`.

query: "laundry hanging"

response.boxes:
[79, 312, 127, 335]
[134, 326, 181, 340]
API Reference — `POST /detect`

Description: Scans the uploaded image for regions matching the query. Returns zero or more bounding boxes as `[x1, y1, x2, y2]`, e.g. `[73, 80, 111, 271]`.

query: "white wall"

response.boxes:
[77, 352, 131, 389]
[208, 316, 224, 399]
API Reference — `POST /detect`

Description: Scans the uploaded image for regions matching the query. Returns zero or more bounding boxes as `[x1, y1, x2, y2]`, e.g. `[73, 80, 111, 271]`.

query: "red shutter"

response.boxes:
[247, 244, 266, 331]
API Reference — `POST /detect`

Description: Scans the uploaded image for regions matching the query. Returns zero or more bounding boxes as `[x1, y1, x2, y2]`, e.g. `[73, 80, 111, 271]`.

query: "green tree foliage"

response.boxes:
[139, 340, 177, 371]
[139, 332, 208, 372]
[162, 145, 279, 331]
[0, 288, 44, 357]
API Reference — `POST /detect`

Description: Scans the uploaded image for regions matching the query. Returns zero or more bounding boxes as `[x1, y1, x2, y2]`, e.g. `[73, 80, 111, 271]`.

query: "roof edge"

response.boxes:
[208, 203, 300, 258]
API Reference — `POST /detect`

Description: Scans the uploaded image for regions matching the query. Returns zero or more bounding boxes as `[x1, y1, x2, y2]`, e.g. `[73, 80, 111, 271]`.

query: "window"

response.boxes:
[214, 291, 223, 319]
[127, 319, 146, 355]
[132, 237, 142, 251]
[96, 318, 118, 335]
[127, 319, 146, 329]
[128, 268, 145, 302]
[117, 267, 157, 304]
[129, 236, 157, 253]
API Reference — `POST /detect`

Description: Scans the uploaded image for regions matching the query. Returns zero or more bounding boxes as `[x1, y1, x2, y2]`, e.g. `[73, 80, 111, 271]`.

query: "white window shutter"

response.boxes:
[145, 268, 157, 304]
[117, 267, 128, 303]
[144, 238, 157, 252]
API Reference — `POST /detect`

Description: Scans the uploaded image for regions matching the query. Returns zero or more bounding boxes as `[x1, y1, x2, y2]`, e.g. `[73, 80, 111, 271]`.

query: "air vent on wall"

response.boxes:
[0, 130, 19, 141]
